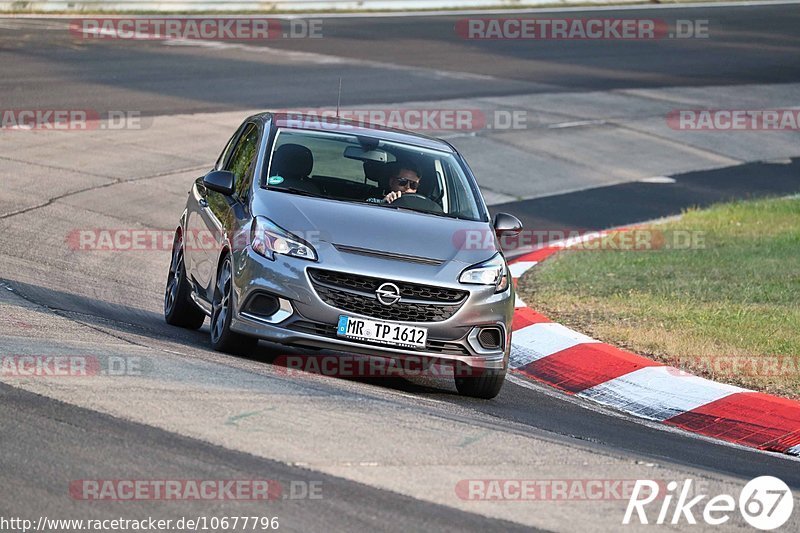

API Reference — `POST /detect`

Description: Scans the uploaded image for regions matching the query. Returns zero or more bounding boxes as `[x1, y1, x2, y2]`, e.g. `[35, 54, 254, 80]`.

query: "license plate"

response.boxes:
[337, 315, 428, 349]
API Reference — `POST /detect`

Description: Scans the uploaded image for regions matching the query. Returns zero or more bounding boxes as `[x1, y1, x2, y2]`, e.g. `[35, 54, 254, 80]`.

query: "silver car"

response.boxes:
[164, 112, 522, 398]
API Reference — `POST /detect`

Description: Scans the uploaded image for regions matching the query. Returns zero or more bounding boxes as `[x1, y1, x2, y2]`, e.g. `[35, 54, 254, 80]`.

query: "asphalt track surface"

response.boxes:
[0, 4, 798, 115]
[492, 157, 800, 234]
[2, 3, 800, 531]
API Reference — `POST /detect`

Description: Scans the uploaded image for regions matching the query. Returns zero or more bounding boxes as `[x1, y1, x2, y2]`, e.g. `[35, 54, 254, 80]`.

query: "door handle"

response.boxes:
[199, 198, 209, 208]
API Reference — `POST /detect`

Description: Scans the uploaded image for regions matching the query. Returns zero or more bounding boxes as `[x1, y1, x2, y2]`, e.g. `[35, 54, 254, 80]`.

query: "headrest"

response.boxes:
[272, 143, 313, 179]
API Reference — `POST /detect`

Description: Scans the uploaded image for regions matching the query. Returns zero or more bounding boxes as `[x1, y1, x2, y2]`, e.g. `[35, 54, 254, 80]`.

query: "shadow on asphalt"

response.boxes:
[2, 277, 459, 397]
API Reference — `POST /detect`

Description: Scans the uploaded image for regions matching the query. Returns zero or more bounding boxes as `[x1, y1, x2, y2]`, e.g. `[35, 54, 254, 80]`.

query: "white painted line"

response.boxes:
[11, 1, 792, 19]
[514, 293, 527, 308]
[577, 366, 748, 422]
[509, 261, 538, 278]
[73, 23, 501, 82]
[506, 373, 800, 461]
[548, 119, 606, 129]
[510, 322, 598, 368]
[284, 0, 800, 17]
[638, 176, 677, 184]
[509, 344, 540, 369]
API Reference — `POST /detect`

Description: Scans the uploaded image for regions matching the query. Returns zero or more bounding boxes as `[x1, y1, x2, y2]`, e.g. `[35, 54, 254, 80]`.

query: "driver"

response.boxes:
[366, 162, 422, 204]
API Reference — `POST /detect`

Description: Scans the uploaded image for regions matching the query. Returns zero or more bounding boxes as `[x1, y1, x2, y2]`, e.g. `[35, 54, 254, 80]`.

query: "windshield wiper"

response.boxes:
[268, 187, 322, 198]
[378, 203, 417, 213]
[380, 203, 468, 220]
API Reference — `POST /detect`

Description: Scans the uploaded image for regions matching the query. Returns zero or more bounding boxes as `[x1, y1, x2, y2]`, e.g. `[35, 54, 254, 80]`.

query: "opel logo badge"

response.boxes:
[376, 282, 401, 306]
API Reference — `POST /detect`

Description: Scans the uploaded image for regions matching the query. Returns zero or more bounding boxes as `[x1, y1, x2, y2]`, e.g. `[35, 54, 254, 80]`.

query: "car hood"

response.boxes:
[253, 192, 499, 265]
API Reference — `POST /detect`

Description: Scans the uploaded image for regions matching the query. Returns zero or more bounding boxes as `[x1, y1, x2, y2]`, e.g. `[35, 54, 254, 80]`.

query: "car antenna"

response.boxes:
[336, 78, 342, 119]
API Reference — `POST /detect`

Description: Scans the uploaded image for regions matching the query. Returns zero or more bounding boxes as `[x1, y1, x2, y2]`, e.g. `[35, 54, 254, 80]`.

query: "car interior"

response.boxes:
[266, 134, 449, 216]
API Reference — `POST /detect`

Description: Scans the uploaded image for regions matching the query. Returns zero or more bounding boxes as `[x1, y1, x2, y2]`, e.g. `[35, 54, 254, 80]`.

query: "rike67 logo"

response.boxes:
[624, 476, 794, 530]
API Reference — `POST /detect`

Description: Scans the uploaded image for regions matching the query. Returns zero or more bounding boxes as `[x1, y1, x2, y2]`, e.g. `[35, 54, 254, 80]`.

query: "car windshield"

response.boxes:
[263, 128, 485, 221]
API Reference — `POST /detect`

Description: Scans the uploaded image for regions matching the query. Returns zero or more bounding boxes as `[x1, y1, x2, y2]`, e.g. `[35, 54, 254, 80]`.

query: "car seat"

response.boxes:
[270, 144, 321, 193]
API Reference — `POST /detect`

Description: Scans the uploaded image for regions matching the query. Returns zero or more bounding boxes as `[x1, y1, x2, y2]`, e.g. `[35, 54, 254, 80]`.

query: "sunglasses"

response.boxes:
[395, 177, 419, 190]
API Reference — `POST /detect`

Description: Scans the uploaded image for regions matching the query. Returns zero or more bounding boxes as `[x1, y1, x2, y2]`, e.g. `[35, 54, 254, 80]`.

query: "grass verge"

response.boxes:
[517, 196, 800, 398]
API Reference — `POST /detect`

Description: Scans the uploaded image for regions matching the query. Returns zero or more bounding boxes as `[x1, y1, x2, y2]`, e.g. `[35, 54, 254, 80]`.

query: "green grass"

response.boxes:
[517, 196, 800, 398]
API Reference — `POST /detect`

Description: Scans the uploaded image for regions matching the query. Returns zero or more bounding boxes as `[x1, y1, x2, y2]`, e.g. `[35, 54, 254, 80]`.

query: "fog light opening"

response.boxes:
[244, 293, 280, 318]
[241, 293, 294, 324]
[477, 327, 503, 350]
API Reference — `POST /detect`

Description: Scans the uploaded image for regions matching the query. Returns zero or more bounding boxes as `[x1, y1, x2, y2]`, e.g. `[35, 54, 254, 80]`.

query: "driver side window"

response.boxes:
[226, 123, 259, 199]
[215, 126, 243, 171]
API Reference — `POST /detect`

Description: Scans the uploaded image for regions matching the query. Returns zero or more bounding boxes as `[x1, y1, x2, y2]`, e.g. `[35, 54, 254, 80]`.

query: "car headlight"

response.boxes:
[251, 216, 317, 262]
[459, 253, 509, 293]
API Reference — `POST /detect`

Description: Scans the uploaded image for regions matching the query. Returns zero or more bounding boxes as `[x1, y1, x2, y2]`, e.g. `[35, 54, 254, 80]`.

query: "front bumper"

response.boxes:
[229, 246, 514, 370]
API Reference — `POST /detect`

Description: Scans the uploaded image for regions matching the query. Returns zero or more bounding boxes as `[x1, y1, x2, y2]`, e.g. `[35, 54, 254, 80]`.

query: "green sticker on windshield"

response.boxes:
[268, 175, 284, 185]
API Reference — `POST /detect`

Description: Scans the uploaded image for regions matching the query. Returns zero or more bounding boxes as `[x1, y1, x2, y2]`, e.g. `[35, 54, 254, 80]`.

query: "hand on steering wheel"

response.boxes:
[384, 191, 402, 203]
[385, 191, 425, 203]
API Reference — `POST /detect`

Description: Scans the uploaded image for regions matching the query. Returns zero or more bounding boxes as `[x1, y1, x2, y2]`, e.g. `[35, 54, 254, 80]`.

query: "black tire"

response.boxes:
[164, 232, 206, 330]
[454, 367, 507, 399]
[210, 256, 259, 354]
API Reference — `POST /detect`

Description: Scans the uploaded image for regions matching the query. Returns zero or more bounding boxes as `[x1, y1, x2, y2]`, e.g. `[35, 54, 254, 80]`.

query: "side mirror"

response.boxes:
[493, 213, 523, 236]
[203, 170, 235, 196]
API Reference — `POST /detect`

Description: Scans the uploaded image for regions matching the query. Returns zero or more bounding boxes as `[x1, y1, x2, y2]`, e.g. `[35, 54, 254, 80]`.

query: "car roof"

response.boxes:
[251, 111, 457, 153]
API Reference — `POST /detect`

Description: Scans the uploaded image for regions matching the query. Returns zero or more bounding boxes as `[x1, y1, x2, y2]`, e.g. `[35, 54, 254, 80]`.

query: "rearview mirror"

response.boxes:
[203, 170, 235, 196]
[493, 213, 523, 236]
[344, 145, 389, 163]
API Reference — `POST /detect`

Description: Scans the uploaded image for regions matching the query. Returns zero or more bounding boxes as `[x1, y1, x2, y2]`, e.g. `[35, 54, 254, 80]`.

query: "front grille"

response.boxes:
[309, 269, 466, 303]
[426, 340, 471, 356]
[288, 320, 337, 337]
[308, 268, 468, 322]
[314, 285, 461, 322]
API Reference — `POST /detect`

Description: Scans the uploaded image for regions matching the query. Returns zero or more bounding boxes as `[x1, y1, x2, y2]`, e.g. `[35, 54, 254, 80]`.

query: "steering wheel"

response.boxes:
[390, 192, 443, 213]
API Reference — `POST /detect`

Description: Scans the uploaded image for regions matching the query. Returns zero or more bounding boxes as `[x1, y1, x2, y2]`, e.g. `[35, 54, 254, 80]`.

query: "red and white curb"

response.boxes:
[507, 243, 800, 457]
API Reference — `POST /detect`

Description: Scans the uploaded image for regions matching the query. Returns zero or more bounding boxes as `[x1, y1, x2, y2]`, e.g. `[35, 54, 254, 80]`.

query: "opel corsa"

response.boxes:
[164, 113, 522, 398]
